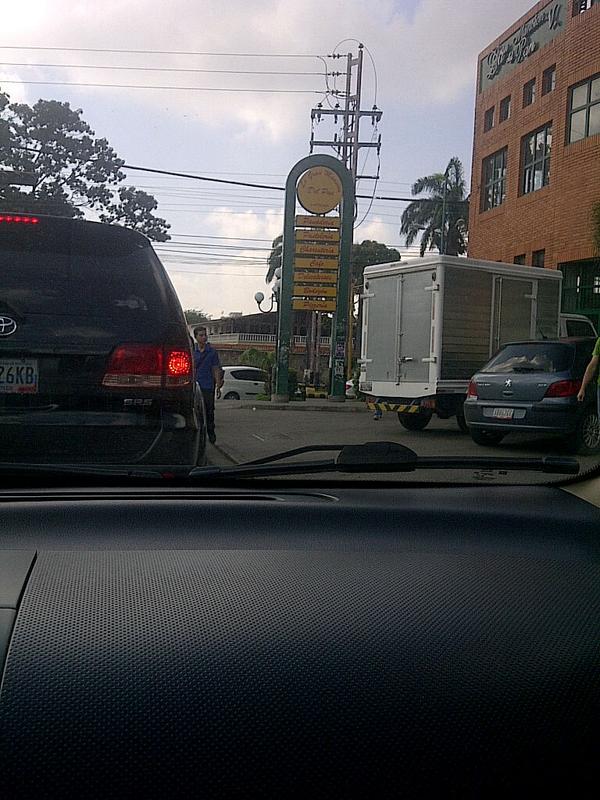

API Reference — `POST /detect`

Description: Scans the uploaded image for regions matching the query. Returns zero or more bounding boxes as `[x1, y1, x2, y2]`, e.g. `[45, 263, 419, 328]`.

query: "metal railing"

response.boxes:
[209, 332, 331, 347]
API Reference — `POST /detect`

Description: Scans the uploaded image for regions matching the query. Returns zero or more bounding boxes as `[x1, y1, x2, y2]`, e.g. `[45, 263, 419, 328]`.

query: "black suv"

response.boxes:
[464, 338, 599, 455]
[0, 213, 205, 468]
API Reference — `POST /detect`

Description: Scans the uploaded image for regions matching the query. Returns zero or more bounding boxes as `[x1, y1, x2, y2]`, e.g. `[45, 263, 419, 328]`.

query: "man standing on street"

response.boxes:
[193, 326, 223, 445]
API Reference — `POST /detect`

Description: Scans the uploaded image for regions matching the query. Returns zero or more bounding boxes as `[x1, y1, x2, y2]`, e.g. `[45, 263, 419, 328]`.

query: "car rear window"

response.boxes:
[230, 369, 267, 381]
[483, 343, 574, 374]
[0, 219, 166, 317]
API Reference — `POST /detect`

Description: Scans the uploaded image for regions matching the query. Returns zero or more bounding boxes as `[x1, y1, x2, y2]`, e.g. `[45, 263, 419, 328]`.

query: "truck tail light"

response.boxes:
[467, 380, 478, 400]
[103, 344, 192, 388]
[544, 379, 581, 398]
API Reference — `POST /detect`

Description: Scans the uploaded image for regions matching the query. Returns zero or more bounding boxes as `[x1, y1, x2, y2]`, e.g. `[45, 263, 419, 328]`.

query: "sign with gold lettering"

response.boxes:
[293, 299, 337, 312]
[294, 271, 338, 284]
[293, 285, 338, 298]
[296, 167, 343, 215]
[295, 229, 340, 243]
[295, 242, 339, 257]
[295, 214, 341, 229]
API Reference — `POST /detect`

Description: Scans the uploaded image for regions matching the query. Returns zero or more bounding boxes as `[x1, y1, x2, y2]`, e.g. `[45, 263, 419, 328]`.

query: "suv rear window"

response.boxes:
[0, 219, 166, 317]
[483, 343, 574, 374]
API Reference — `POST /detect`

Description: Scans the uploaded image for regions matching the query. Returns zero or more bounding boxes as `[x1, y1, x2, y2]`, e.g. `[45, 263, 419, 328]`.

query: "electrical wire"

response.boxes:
[0, 61, 324, 77]
[0, 79, 329, 94]
[0, 46, 324, 58]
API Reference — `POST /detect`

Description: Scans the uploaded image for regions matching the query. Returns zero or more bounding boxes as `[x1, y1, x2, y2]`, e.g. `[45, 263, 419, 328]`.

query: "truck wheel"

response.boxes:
[398, 410, 433, 431]
[470, 429, 505, 446]
[456, 404, 469, 433]
[567, 407, 600, 455]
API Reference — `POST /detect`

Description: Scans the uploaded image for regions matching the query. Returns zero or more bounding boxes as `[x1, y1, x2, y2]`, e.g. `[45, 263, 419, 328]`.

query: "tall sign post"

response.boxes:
[273, 154, 354, 402]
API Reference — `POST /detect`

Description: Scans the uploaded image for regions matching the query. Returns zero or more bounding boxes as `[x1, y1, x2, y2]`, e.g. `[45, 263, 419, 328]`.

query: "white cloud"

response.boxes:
[2, 0, 535, 140]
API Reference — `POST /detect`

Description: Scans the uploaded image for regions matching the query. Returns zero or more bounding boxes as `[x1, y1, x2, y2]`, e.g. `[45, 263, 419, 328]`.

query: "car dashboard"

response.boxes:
[0, 481, 598, 797]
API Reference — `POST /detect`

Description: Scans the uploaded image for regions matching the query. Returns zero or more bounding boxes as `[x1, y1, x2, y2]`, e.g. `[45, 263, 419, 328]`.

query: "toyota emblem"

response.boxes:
[0, 316, 18, 336]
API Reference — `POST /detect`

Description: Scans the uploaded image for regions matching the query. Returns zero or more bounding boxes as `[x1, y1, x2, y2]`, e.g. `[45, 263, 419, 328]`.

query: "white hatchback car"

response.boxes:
[220, 366, 268, 400]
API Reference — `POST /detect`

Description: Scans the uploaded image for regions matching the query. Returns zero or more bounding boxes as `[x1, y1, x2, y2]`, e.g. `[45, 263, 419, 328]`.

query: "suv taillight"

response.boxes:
[544, 379, 581, 398]
[102, 344, 192, 388]
[466, 380, 478, 400]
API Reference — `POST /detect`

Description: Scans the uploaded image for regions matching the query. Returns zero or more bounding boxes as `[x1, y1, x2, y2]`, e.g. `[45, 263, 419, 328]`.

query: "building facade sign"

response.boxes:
[479, 0, 567, 92]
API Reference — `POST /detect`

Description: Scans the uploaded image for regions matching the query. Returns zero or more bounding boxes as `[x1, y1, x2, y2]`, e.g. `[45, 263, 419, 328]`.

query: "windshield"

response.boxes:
[1, 1, 599, 484]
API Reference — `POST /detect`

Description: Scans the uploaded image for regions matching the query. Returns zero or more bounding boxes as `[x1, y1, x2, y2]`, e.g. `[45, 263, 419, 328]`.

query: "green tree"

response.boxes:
[184, 309, 211, 326]
[240, 348, 276, 395]
[351, 239, 401, 285]
[265, 235, 399, 286]
[400, 157, 469, 257]
[0, 89, 170, 240]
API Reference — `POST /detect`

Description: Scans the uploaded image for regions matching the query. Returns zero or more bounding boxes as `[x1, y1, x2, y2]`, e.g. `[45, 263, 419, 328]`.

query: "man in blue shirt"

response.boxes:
[193, 326, 223, 444]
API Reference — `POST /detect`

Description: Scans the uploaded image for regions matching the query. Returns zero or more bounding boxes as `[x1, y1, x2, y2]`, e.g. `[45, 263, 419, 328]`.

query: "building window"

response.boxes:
[568, 73, 600, 142]
[484, 106, 494, 132]
[523, 78, 536, 107]
[532, 250, 545, 268]
[573, 0, 598, 15]
[499, 95, 511, 122]
[481, 148, 507, 211]
[542, 65, 556, 96]
[522, 123, 552, 194]
[594, 276, 600, 295]
[514, 254, 526, 265]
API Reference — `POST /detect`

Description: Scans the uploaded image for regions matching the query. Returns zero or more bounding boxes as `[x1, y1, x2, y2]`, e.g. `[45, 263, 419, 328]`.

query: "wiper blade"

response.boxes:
[0, 462, 166, 478]
[189, 442, 580, 479]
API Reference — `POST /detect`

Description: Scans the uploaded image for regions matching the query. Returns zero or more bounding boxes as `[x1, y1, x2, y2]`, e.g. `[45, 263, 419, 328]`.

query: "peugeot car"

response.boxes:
[464, 338, 600, 455]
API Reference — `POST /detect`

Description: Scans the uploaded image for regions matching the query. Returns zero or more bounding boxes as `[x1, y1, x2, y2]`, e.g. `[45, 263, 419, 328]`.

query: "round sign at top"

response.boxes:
[296, 167, 343, 215]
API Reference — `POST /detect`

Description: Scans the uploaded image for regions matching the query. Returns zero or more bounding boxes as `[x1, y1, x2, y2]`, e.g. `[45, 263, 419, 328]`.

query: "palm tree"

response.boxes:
[400, 157, 469, 257]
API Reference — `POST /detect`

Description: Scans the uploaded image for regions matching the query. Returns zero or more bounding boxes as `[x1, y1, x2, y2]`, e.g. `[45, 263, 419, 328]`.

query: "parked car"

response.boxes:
[220, 366, 268, 400]
[464, 338, 600, 455]
[0, 213, 205, 467]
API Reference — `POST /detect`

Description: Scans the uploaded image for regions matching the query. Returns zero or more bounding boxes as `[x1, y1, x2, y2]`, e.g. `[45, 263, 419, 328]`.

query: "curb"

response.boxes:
[208, 441, 239, 465]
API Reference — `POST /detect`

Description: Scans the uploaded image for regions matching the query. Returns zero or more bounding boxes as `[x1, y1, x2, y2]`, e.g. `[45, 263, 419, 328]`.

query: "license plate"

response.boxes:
[0, 359, 39, 394]
[492, 407, 513, 420]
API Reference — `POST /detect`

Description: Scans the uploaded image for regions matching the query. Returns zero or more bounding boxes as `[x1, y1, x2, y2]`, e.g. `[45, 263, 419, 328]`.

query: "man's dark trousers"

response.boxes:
[202, 388, 216, 441]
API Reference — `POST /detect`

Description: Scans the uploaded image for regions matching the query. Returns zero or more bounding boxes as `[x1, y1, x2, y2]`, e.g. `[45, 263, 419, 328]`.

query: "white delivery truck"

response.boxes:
[359, 254, 596, 431]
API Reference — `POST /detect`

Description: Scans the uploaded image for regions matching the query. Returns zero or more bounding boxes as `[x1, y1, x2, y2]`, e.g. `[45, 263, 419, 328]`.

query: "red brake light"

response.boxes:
[166, 350, 192, 386]
[102, 344, 192, 388]
[544, 379, 581, 398]
[467, 380, 478, 400]
[0, 214, 39, 224]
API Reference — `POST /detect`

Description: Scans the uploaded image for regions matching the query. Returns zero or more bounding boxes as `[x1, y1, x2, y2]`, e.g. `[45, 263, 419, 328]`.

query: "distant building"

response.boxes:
[195, 311, 332, 374]
[469, 0, 600, 329]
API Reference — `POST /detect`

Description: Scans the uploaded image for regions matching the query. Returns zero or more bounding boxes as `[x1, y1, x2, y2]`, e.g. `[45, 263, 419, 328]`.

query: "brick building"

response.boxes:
[468, 0, 600, 328]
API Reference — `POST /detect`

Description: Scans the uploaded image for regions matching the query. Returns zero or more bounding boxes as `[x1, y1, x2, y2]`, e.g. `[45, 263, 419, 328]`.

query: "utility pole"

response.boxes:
[309, 44, 383, 383]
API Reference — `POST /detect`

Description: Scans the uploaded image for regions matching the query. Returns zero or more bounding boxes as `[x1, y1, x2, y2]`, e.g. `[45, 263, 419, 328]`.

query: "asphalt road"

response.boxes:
[206, 401, 599, 484]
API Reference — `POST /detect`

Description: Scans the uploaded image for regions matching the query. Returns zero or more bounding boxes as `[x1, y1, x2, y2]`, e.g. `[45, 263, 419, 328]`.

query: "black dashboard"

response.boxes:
[0, 482, 598, 797]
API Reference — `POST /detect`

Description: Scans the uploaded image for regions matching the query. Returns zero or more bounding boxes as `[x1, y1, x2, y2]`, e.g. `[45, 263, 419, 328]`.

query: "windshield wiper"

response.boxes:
[0, 462, 167, 478]
[189, 442, 580, 479]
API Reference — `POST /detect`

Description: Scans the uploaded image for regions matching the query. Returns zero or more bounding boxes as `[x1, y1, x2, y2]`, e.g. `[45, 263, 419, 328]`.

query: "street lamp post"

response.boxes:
[439, 163, 451, 256]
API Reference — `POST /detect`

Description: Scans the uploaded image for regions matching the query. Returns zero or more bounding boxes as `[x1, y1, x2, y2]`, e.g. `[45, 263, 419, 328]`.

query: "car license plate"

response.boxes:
[492, 407, 514, 420]
[0, 359, 39, 394]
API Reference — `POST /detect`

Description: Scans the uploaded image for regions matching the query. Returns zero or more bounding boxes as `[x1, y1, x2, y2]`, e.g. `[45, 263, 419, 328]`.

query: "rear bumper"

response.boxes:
[464, 400, 580, 435]
[0, 411, 202, 465]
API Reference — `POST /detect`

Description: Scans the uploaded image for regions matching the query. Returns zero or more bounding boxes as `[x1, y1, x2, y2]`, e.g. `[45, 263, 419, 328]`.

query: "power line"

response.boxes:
[0, 46, 325, 58]
[0, 61, 324, 77]
[0, 79, 327, 94]
[122, 163, 468, 203]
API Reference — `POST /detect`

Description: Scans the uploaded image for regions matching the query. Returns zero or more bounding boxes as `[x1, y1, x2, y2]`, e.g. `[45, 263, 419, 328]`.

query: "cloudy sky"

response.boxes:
[2, 0, 535, 317]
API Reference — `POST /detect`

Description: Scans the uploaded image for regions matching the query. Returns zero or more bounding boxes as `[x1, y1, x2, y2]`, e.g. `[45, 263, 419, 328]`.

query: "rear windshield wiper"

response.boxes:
[189, 442, 580, 479]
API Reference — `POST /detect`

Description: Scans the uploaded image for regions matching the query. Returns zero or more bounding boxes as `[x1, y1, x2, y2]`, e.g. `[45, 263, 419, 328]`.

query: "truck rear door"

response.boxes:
[363, 274, 400, 384]
[397, 270, 433, 383]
